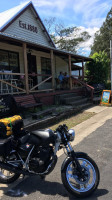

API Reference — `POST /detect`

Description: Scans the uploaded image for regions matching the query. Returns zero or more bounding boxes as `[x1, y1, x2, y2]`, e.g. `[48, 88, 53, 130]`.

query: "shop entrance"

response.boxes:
[27, 53, 37, 87]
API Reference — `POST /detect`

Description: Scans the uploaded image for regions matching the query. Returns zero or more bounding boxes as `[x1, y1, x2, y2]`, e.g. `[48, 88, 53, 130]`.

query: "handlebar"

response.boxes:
[56, 124, 68, 133]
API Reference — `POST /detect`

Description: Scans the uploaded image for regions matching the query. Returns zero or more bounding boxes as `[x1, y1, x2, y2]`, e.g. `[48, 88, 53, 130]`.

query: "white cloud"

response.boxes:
[76, 26, 99, 55]
[73, 0, 111, 27]
[20, 0, 69, 12]
[55, 26, 99, 55]
[85, 18, 106, 28]
[20, 0, 111, 28]
[19, 0, 111, 55]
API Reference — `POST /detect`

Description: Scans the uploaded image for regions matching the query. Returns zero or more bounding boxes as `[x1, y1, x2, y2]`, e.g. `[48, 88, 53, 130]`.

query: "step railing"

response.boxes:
[71, 76, 94, 101]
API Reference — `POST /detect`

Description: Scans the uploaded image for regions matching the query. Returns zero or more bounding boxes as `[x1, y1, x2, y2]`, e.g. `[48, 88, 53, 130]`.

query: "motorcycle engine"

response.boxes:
[29, 146, 53, 173]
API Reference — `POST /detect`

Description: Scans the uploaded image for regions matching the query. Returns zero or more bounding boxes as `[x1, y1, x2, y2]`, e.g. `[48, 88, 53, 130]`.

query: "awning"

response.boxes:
[0, 32, 93, 63]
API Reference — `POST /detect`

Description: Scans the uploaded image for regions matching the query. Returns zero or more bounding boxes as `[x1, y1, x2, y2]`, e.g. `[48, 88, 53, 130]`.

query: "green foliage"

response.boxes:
[44, 17, 90, 53]
[105, 81, 111, 90]
[91, 7, 112, 58]
[53, 26, 90, 53]
[85, 51, 110, 84]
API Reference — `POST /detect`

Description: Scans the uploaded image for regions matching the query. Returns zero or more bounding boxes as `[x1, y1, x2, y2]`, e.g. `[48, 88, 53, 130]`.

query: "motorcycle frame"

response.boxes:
[5, 128, 84, 176]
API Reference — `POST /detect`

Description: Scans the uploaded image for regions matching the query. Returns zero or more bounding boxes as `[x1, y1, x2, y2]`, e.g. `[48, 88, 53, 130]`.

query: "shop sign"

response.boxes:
[100, 90, 111, 105]
[19, 20, 38, 33]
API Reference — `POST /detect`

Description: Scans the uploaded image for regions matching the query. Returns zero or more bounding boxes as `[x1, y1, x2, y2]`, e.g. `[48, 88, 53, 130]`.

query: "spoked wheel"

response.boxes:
[0, 156, 20, 184]
[61, 154, 100, 198]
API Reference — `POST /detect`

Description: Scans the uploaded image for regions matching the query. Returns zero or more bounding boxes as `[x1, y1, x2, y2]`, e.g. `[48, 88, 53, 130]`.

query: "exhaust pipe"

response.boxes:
[0, 156, 57, 176]
[0, 161, 31, 176]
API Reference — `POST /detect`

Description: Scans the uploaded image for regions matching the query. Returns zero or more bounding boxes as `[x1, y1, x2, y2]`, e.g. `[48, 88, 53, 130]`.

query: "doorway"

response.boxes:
[27, 53, 37, 87]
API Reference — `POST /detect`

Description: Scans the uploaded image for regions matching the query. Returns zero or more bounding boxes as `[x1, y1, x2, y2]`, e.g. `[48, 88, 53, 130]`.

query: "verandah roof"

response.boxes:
[0, 31, 93, 64]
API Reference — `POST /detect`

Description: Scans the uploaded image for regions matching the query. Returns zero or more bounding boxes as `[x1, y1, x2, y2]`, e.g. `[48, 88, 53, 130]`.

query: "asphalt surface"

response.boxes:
[0, 116, 112, 200]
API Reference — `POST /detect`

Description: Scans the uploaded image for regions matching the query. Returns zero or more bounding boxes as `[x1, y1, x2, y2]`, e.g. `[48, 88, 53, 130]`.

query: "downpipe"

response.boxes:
[0, 155, 58, 176]
[0, 161, 33, 176]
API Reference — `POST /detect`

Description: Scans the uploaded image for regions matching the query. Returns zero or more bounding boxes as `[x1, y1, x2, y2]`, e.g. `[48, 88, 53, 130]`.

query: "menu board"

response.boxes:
[101, 90, 111, 105]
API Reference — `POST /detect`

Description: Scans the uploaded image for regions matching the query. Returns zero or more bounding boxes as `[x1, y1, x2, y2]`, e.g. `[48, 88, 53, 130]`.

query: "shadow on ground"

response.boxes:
[4, 176, 109, 200]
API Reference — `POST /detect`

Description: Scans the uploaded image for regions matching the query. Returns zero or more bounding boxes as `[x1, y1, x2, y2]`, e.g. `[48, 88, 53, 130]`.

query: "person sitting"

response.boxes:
[58, 72, 64, 89]
[64, 72, 69, 80]
[63, 72, 69, 88]
[58, 71, 64, 82]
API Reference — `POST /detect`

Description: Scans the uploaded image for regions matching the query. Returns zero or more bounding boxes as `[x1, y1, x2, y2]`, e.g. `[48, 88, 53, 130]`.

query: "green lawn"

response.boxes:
[49, 111, 95, 130]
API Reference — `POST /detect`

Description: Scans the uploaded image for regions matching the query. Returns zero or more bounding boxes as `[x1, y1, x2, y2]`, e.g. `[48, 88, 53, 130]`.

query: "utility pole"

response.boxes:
[110, 40, 112, 104]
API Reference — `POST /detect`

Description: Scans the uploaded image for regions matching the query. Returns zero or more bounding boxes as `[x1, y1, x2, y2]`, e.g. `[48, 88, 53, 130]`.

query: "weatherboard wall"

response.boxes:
[3, 7, 53, 48]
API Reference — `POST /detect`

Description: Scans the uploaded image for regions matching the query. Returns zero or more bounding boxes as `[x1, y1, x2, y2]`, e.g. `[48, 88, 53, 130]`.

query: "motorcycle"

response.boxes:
[0, 124, 100, 198]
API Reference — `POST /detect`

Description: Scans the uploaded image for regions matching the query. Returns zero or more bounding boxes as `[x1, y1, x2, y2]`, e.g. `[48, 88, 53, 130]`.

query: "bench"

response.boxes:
[14, 94, 43, 116]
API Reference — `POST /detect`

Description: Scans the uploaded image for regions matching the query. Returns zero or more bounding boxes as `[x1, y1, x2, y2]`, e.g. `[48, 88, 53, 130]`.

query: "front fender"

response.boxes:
[61, 152, 88, 172]
[75, 152, 88, 157]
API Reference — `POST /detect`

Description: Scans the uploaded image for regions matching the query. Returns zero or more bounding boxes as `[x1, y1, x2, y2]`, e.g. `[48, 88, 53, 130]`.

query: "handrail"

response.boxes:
[0, 72, 25, 76]
[30, 76, 52, 91]
[0, 72, 53, 94]
[71, 76, 94, 101]
[0, 79, 26, 92]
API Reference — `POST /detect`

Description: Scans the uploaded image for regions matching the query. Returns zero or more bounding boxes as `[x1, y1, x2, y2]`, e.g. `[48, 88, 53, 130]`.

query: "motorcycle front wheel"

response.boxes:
[61, 154, 100, 198]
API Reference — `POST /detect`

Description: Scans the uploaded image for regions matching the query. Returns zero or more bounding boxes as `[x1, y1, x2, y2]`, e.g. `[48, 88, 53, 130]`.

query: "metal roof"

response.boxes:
[0, 1, 31, 31]
[0, 1, 92, 63]
[0, 1, 55, 48]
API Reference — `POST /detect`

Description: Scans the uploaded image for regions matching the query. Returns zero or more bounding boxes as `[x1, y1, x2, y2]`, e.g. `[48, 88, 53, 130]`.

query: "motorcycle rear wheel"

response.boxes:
[0, 156, 20, 184]
[61, 154, 100, 198]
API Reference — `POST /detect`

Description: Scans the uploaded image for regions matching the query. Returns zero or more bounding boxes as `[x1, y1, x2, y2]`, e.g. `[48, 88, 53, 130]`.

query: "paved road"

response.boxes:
[1, 116, 112, 200]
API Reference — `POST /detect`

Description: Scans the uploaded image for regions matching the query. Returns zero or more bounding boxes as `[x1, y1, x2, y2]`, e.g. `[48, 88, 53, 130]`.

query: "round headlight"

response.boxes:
[68, 129, 75, 141]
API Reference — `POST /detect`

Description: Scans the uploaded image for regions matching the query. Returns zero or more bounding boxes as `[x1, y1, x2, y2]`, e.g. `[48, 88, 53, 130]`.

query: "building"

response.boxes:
[0, 1, 93, 104]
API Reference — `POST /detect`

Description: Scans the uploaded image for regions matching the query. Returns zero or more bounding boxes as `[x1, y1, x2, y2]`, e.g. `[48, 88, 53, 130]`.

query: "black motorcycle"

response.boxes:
[0, 124, 100, 198]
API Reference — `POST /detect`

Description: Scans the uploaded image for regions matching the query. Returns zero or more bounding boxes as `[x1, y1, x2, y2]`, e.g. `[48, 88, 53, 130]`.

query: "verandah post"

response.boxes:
[69, 54, 72, 90]
[23, 43, 29, 94]
[82, 60, 84, 81]
[50, 50, 55, 90]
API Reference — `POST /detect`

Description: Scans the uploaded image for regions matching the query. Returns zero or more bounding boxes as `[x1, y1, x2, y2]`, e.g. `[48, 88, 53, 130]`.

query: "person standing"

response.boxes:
[64, 72, 69, 88]
[58, 72, 64, 82]
[58, 72, 64, 89]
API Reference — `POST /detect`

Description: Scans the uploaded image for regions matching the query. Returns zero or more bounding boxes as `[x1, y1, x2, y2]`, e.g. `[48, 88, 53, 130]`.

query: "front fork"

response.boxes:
[65, 142, 85, 174]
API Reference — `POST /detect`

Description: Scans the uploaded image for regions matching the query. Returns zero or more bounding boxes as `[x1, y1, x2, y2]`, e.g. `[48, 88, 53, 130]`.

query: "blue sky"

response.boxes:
[0, 0, 112, 55]
[0, 0, 111, 28]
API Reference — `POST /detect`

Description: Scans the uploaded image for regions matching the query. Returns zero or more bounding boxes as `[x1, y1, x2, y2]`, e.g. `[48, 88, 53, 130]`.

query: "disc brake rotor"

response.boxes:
[73, 166, 90, 184]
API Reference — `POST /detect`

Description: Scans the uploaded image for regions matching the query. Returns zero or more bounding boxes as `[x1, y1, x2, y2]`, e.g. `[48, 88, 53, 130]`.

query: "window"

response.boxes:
[41, 57, 51, 81]
[0, 50, 9, 68]
[0, 50, 19, 73]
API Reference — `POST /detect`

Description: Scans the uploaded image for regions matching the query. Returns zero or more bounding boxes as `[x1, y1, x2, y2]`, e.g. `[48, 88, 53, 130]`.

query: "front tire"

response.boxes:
[61, 154, 100, 198]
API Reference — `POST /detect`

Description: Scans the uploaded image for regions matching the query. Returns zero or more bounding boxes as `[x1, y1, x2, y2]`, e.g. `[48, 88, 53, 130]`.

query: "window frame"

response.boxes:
[41, 57, 51, 82]
[0, 49, 20, 73]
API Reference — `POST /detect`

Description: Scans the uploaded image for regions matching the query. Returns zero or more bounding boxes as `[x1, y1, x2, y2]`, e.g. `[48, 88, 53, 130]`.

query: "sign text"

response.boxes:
[19, 20, 38, 33]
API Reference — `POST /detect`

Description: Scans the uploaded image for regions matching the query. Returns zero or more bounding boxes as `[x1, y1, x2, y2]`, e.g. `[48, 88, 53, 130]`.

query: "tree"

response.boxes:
[54, 27, 90, 53]
[44, 17, 90, 53]
[91, 7, 112, 58]
[85, 51, 110, 85]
